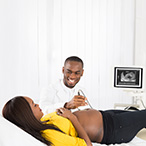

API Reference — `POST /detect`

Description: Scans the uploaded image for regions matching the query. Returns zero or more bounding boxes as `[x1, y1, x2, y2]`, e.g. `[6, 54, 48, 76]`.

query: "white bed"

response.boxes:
[0, 115, 146, 146]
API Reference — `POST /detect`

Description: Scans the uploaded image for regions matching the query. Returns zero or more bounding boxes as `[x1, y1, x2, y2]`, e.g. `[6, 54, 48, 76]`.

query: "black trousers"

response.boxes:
[101, 109, 146, 144]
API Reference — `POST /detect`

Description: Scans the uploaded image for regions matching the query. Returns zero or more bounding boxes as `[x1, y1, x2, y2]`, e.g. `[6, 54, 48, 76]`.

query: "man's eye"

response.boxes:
[34, 104, 37, 107]
[75, 72, 80, 75]
[67, 71, 71, 74]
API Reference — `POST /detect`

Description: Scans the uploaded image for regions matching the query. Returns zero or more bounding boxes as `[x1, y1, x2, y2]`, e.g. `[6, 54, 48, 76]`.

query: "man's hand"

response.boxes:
[64, 95, 88, 109]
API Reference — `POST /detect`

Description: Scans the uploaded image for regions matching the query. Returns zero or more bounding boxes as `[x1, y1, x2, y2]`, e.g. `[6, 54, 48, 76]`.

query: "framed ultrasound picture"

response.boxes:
[114, 66, 143, 89]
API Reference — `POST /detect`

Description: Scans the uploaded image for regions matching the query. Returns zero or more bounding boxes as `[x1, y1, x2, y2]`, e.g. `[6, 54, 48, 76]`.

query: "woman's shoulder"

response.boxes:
[41, 112, 57, 121]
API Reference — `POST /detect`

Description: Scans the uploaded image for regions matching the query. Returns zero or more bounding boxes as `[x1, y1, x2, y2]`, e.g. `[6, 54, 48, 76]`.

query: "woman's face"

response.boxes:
[24, 97, 44, 120]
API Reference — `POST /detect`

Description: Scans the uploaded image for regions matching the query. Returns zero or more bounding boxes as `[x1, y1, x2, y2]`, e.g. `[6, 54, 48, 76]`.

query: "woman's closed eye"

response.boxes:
[32, 101, 37, 107]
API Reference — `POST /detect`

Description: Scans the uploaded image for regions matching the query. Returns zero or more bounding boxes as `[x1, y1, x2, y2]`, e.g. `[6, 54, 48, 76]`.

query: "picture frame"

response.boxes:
[114, 66, 143, 89]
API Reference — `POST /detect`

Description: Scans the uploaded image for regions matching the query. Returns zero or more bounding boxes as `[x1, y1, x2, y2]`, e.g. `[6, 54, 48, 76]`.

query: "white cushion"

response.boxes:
[0, 115, 45, 146]
[1, 114, 146, 146]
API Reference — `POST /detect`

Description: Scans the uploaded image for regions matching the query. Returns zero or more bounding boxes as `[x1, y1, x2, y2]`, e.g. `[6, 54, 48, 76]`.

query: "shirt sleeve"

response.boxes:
[42, 129, 87, 146]
[39, 85, 65, 114]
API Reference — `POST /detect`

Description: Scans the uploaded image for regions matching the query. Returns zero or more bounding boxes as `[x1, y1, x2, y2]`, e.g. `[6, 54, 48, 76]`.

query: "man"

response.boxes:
[39, 56, 90, 114]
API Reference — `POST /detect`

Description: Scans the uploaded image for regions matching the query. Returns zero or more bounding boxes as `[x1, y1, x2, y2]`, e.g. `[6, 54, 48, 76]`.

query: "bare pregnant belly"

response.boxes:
[73, 109, 103, 142]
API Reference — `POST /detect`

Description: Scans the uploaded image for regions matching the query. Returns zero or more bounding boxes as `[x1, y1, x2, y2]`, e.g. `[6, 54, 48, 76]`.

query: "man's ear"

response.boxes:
[81, 69, 84, 76]
[62, 67, 64, 74]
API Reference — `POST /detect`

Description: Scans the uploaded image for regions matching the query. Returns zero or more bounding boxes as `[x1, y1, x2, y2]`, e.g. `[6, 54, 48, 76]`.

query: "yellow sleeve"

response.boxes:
[42, 129, 87, 146]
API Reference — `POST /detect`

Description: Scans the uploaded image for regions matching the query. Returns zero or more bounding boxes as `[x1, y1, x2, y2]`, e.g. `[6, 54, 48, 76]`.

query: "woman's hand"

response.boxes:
[56, 107, 92, 146]
[56, 108, 74, 119]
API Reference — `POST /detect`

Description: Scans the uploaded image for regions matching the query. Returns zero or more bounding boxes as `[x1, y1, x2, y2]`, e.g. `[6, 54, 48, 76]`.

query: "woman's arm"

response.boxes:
[56, 108, 92, 146]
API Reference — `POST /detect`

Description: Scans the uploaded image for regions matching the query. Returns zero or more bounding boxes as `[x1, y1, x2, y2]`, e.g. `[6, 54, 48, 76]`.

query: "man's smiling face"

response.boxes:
[62, 61, 84, 88]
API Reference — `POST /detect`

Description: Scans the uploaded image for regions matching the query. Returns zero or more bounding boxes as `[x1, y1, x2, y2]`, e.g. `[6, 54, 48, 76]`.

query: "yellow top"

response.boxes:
[41, 112, 87, 146]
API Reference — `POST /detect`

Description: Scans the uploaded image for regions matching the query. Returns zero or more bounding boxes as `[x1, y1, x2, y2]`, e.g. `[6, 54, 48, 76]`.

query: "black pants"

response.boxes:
[101, 109, 146, 144]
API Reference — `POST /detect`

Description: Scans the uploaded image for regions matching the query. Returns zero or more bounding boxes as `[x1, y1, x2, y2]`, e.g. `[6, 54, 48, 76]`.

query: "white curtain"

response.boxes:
[0, 0, 39, 110]
[0, 0, 135, 111]
[135, 0, 146, 105]
[38, 0, 135, 109]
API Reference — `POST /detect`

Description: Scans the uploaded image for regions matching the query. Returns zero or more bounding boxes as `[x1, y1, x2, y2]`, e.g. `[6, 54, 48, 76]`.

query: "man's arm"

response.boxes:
[39, 86, 65, 114]
[64, 95, 88, 109]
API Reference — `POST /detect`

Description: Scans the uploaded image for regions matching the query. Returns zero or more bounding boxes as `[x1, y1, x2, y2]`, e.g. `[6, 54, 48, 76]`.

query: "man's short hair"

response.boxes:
[64, 56, 84, 68]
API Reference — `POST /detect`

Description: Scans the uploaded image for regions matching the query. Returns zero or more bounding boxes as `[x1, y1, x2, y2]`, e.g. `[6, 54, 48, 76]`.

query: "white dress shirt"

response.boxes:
[39, 79, 90, 114]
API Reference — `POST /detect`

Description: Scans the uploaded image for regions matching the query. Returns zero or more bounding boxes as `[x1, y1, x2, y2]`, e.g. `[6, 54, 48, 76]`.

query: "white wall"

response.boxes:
[135, 0, 146, 105]
[0, 0, 138, 112]
[39, 0, 135, 110]
[0, 0, 39, 111]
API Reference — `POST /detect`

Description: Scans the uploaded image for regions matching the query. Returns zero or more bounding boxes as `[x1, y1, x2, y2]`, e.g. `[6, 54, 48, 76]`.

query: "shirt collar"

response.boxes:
[61, 79, 76, 92]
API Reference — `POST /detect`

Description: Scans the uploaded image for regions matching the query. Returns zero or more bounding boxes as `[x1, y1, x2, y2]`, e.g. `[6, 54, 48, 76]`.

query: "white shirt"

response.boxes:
[39, 79, 90, 114]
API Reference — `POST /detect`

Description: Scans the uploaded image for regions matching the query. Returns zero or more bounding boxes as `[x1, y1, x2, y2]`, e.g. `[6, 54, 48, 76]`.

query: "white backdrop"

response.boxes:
[38, 0, 135, 110]
[0, 0, 138, 112]
[135, 0, 146, 106]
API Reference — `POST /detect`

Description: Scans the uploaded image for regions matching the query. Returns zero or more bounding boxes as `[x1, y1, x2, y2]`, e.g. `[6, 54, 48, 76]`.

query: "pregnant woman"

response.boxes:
[2, 96, 146, 146]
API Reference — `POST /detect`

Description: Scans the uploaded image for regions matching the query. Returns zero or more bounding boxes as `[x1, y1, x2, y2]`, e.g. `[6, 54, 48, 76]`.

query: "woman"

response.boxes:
[2, 96, 146, 146]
